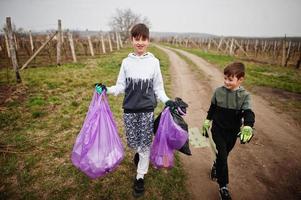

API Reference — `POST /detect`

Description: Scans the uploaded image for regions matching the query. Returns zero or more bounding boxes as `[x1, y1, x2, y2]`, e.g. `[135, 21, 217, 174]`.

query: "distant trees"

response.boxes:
[109, 8, 151, 42]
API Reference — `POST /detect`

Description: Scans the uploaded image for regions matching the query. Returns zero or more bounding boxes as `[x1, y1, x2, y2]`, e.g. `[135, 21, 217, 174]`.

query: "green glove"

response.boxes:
[202, 119, 211, 138]
[239, 126, 253, 144]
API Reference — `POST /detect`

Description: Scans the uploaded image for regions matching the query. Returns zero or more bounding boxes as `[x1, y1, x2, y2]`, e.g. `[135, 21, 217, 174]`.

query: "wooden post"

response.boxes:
[285, 41, 292, 67]
[13, 34, 18, 50]
[229, 38, 234, 55]
[101, 34, 106, 54]
[61, 31, 64, 44]
[67, 30, 77, 63]
[207, 39, 211, 50]
[217, 37, 223, 51]
[254, 40, 258, 57]
[87, 35, 95, 56]
[246, 40, 249, 52]
[6, 17, 22, 83]
[115, 32, 120, 50]
[263, 40, 267, 52]
[29, 30, 34, 54]
[56, 19, 62, 65]
[118, 32, 123, 48]
[281, 38, 287, 66]
[21, 31, 57, 70]
[108, 34, 113, 52]
[273, 40, 277, 59]
[4, 31, 10, 57]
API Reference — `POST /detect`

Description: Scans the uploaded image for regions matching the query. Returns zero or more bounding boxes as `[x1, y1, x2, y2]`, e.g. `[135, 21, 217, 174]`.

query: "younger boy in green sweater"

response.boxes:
[202, 62, 255, 200]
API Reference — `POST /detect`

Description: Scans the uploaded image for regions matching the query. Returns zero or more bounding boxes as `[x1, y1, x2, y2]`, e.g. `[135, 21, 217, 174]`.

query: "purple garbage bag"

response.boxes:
[71, 91, 124, 179]
[150, 107, 188, 168]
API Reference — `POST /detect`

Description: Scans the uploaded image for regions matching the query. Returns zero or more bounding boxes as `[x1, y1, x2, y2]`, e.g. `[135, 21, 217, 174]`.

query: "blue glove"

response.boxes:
[95, 83, 107, 94]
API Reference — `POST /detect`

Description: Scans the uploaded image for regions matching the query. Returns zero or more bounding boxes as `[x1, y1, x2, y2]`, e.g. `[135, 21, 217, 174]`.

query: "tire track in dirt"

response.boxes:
[157, 45, 301, 200]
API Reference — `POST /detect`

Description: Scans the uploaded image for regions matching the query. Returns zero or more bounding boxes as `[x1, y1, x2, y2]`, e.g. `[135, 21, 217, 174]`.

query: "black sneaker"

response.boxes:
[133, 153, 139, 167]
[133, 178, 144, 198]
[219, 187, 232, 200]
[210, 163, 217, 181]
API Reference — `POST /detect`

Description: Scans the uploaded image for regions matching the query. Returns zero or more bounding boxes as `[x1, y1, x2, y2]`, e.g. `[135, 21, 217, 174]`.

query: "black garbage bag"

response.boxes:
[154, 97, 192, 156]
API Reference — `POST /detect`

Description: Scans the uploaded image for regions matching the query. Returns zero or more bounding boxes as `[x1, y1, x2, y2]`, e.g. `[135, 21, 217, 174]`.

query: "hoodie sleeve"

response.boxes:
[107, 61, 126, 96]
[206, 90, 217, 120]
[242, 93, 255, 127]
[153, 59, 169, 103]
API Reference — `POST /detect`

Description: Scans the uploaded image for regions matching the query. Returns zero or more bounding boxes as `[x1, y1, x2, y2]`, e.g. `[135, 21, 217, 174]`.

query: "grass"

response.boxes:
[0, 46, 190, 199]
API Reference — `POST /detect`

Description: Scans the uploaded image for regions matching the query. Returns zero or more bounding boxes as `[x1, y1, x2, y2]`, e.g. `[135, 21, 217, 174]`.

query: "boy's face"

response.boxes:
[224, 75, 244, 90]
[132, 36, 149, 56]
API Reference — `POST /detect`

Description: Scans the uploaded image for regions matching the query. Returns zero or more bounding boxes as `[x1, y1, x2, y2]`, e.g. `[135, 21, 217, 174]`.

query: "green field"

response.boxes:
[0, 46, 190, 199]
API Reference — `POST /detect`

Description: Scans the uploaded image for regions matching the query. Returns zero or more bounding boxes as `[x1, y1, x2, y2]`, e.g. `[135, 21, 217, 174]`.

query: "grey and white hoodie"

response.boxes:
[107, 52, 169, 112]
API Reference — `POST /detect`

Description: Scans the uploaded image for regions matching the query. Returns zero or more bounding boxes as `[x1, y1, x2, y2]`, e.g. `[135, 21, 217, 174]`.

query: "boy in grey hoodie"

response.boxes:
[97, 23, 172, 198]
[202, 62, 255, 200]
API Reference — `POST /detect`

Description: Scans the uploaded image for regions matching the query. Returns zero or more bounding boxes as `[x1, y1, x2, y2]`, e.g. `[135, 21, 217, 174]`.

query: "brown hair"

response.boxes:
[224, 62, 245, 79]
[130, 23, 149, 40]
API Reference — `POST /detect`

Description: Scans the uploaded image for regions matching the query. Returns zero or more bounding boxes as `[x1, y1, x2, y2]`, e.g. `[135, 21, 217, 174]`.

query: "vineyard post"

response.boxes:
[118, 32, 123, 48]
[217, 37, 223, 52]
[87, 34, 95, 56]
[13, 34, 18, 50]
[101, 34, 106, 54]
[229, 38, 234, 55]
[6, 17, 22, 83]
[115, 32, 120, 50]
[246, 40, 249, 52]
[284, 41, 292, 67]
[67, 30, 77, 63]
[281, 36, 287, 66]
[255, 39, 258, 57]
[108, 34, 113, 52]
[56, 19, 62, 65]
[4, 30, 10, 57]
[207, 38, 211, 50]
[273, 40, 277, 60]
[29, 30, 34, 54]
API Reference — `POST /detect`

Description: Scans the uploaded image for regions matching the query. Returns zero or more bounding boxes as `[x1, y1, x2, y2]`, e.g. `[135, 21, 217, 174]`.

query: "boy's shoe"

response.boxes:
[133, 153, 139, 167]
[219, 186, 232, 200]
[133, 178, 144, 198]
[210, 163, 217, 181]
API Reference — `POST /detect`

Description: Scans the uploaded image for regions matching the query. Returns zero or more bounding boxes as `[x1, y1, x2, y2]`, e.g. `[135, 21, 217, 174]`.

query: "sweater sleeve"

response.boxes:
[241, 94, 255, 127]
[153, 59, 169, 103]
[107, 61, 126, 96]
[206, 91, 217, 120]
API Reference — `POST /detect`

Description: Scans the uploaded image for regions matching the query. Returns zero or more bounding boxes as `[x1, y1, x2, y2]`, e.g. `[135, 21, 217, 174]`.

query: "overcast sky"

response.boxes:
[0, 0, 300, 37]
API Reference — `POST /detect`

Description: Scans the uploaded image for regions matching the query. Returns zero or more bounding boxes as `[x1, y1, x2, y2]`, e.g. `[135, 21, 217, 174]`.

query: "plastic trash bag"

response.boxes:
[150, 107, 188, 168]
[154, 97, 191, 155]
[71, 91, 124, 179]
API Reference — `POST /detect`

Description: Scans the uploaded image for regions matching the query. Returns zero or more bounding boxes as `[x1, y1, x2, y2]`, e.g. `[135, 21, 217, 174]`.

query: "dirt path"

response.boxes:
[156, 45, 301, 200]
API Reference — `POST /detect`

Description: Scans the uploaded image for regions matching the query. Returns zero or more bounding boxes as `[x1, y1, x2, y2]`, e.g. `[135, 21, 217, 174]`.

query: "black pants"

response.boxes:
[211, 124, 239, 187]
